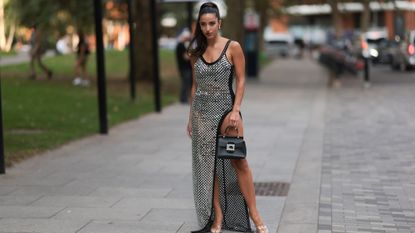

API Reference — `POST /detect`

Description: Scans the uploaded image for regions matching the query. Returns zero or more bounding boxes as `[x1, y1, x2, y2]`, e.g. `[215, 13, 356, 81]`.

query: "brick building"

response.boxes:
[271, 0, 415, 39]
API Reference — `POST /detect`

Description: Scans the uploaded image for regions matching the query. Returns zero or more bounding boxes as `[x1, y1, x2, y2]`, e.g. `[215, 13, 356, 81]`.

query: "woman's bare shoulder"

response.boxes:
[229, 40, 243, 54]
[229, 40, 240, 47]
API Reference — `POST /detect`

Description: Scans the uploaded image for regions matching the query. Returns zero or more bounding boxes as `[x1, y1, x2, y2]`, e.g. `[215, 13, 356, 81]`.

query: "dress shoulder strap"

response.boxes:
[221, 40, 232, 57]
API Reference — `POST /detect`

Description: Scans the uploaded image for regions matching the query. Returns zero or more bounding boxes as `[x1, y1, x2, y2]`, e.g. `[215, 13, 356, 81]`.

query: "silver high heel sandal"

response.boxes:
[210, 224, 222, 233]
[256, 225, 269, 233]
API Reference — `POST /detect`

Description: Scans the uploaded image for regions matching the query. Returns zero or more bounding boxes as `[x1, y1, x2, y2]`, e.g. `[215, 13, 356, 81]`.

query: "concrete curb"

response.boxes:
[276, 82, 327, 233]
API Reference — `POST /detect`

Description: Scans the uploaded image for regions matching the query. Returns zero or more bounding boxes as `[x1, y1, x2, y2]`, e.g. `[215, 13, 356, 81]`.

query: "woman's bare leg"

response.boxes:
[36, 56, 52, 79]
[75, 59, 81, 77]
[212, 174, 223, 227]
[231, 159, 264, 227]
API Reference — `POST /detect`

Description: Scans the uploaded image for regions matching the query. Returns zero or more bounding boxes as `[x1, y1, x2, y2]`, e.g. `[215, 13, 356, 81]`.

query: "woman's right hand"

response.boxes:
[187, 121, 192, 138]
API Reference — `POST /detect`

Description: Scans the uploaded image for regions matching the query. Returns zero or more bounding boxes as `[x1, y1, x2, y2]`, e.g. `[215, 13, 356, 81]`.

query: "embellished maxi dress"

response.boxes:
[191, 40, 252, 232]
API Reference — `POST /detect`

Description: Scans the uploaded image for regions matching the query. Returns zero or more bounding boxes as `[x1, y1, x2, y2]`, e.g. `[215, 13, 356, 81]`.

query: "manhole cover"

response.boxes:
[254, 182, 290, 196]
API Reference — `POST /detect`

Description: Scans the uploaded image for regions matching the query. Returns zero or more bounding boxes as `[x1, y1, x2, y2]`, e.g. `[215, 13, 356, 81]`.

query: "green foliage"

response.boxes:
[7, 0, 58, 28]
[1, 49, 180, 167]
[6, 0, 94, 37]
[2, 76, 176, 167]
[57, 0, 94, 33]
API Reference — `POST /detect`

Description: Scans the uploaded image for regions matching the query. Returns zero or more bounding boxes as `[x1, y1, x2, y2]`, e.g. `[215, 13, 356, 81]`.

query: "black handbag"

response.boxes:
[217, 126, 247, 159]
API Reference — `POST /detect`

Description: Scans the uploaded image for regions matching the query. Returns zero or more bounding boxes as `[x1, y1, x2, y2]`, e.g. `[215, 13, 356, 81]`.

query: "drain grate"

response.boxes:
[254, 182, 290, 197]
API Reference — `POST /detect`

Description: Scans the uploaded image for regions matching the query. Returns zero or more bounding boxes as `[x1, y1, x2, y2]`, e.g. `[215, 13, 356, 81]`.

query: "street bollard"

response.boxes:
[364, 57, 371, 88]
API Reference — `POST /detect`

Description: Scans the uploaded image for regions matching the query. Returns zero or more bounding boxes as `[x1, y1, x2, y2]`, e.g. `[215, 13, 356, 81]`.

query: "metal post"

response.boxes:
[127, 0, 137, 100]
[93, 0, 108, 134]
[0, 79, 5, 174]
[364, 57, 370, 87]
[151, 0, 161, 112]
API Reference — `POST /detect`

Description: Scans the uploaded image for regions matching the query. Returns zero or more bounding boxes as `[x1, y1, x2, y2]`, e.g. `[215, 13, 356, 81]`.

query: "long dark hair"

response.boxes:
[188, 2, 221, 58]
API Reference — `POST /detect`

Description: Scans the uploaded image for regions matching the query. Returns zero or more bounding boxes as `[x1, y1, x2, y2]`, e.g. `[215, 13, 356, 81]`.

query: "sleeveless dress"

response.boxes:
[191, 40, 252, 232]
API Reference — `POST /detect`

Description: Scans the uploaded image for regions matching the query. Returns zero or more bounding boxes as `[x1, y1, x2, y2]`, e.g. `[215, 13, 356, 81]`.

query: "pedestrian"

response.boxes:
[175, 29, 192, 104]
[73, 31, 90, 87]
[186, 2, 268, 233]
[29, 25, 52, 80]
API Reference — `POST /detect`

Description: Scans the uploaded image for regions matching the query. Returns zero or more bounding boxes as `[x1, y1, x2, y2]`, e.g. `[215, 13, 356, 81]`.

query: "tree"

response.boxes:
[3, 0, 94, 51]
[391, 0, 405, 38]
[223, 0, 245, 48]
[58, 0, 94, 33]
[360, 0, 370, 33]
[0, 0, 15, 51]
[328, 0, 342, 39]
[253, 0, 270, 51]
[134, 0, 155, 82]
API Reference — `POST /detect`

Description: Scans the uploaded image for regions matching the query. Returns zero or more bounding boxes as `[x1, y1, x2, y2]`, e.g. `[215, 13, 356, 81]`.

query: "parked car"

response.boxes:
[389, 30, 415, 70]
[263, 27, 294, 58]
[361, 29, 391, 64]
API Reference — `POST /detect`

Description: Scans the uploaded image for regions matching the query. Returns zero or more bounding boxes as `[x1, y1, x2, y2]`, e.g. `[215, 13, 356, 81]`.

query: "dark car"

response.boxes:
[389, 30, 415, 70]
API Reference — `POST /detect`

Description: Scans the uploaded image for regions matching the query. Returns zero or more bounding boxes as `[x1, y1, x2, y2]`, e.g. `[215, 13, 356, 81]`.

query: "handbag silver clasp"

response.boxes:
[226, 143, 235, 152]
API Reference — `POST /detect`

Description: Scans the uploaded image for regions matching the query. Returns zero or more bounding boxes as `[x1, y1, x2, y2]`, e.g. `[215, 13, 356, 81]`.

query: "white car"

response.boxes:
[263, 27, 294, 58]
[361, 29, 390, 64]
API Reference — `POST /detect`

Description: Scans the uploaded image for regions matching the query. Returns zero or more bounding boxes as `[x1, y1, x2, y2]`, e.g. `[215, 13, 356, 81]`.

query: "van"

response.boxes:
[263, 27, 294, 58]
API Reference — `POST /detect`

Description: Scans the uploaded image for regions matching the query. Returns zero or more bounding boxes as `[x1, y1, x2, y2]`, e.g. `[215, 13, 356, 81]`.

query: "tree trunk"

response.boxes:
[361, 0, 370, 33]
[254, 0, 268, 51]
[329, 0, 342, 39]
[134, 0, 154, 82]
[223, 0, 245, 48]
[0, 0, 6, 50]
[5, 24, 15, 51]
[392, 0, 405, 38]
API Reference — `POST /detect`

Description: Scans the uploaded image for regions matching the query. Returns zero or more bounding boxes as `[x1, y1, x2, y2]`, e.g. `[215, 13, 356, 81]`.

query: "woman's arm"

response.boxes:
[228, 41, 245, 127]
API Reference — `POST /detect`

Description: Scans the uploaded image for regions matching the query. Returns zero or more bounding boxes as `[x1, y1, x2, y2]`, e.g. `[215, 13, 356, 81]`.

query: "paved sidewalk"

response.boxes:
[318, 67, 415, 233]
[0, 58, 327, 233]
[0, 50, 55, 66]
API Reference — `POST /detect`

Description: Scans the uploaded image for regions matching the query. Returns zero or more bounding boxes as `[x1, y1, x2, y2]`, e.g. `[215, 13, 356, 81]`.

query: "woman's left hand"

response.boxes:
[228, 110, 241, 129]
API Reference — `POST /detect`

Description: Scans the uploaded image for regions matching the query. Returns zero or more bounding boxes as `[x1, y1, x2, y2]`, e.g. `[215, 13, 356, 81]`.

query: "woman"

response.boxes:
[187, 2, 268, 233]
[73, 31, 90, 87]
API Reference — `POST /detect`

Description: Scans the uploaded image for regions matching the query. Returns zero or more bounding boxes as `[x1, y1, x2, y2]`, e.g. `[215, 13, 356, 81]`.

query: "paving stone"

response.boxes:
[53, 207, 150, 221]
[7, 184, 96, 196]
[0, 205, 64, 218]
[77, 220, 182, 233]
[30, 195, 121, 208]
[88, 187, 172, 198]
[112, 197, 194, 210]
[140, 208, 196, 223]
[0, 195, 42, 206]
[0, 218, 88, 233]
[0, 186, 18, 195]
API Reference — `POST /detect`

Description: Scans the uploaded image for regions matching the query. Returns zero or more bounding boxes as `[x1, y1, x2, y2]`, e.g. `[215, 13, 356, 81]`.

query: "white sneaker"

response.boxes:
[73, 77, 82, 86]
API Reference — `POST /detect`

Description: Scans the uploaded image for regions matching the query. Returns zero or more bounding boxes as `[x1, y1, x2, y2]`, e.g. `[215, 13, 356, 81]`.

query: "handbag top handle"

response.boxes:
[222, 126, 242, 138]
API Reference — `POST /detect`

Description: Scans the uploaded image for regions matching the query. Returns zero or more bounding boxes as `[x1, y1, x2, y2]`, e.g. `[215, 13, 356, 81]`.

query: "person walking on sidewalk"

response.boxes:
[175, 29, 192, 104]
[186, 2, 268, 233]
[73, 31, 90, 87]
[29, 25, 52, 80]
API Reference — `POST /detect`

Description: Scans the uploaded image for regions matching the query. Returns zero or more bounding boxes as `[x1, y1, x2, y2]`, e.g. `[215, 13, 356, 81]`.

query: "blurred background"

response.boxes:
[0, 0, 414, 167]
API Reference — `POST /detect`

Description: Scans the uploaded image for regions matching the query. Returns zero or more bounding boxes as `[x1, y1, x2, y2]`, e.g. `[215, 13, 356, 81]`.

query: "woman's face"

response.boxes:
[199, 13, 221, 39]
